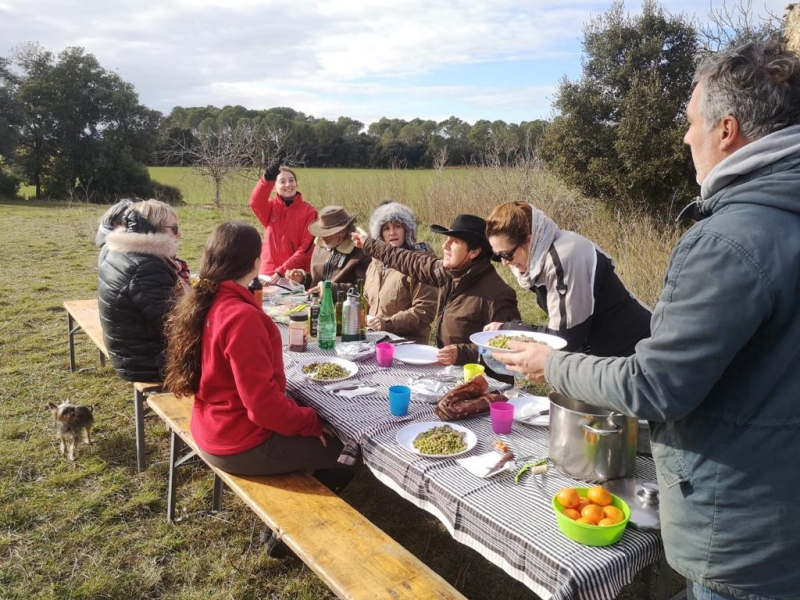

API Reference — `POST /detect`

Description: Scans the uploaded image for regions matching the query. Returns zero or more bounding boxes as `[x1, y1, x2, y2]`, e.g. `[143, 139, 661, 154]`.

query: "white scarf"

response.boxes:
[512, 205, 558, 290]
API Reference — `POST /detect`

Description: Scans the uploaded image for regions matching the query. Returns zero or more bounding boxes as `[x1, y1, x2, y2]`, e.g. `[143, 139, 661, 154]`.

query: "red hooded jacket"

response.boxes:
[249, 178, 317, 276]
[191, 280, 323, 455]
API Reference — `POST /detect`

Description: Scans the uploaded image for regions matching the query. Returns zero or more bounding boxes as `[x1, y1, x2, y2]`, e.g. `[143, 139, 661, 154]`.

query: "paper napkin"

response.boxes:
[337, 387, 378, 398]
[456, 451, 514, 478]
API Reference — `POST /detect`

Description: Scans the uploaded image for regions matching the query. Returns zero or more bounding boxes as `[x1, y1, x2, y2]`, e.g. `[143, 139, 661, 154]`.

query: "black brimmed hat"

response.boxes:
[429, 214, 491, 254]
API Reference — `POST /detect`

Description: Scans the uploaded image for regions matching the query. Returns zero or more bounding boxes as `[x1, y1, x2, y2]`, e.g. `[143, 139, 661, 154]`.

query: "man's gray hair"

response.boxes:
[693, 40, 800, 140]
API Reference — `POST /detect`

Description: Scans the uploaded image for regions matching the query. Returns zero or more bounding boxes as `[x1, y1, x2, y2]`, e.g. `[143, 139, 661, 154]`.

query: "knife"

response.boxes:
[519, 409, 549, 424]
[485, 451, 515, 477]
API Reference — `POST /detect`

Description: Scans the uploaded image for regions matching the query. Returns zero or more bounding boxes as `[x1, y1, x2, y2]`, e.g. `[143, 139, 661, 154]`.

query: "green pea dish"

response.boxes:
[396, 421, 477, 458]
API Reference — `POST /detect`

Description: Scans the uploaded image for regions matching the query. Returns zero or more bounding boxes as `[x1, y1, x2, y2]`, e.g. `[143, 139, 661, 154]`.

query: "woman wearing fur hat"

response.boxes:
[484, 201, 651, 356]
[362, 202, 438, 344]
[352, 213, 520, 370]
[285, 205, 371, 290]
[97, 199, 189, 383]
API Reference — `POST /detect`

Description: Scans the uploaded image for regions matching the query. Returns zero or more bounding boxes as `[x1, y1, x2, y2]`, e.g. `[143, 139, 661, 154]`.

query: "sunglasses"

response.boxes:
[165, 225, 180, 235]
[493, 243, 520, 262]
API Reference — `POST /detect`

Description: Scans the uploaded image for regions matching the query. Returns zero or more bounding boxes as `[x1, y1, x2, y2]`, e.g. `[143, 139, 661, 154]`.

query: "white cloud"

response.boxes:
[1, 0, 791, 124]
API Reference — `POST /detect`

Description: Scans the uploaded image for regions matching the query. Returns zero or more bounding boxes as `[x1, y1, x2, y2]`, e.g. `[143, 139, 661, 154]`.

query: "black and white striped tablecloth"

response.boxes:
[280, 330, 663, 600]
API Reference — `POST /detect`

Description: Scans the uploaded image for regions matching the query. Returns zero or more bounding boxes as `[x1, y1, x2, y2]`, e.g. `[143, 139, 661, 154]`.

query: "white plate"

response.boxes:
[396, 421, 477, 458]
[470, 330, 567, 353]
[508, 395, 550, 426]
[295, 357, 358, 383]
[393, 344, 439, 365]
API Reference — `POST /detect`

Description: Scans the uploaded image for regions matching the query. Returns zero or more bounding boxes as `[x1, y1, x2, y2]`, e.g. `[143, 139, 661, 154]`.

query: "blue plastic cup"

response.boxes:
[388, 385, 411, 416]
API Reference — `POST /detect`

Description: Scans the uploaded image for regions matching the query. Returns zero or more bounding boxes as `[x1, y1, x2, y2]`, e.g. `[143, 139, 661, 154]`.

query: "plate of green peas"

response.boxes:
[396, 421, 477, 458]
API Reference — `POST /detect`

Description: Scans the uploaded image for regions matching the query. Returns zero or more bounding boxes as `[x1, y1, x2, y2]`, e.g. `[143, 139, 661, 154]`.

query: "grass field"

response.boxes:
[1, 166, 685, 599]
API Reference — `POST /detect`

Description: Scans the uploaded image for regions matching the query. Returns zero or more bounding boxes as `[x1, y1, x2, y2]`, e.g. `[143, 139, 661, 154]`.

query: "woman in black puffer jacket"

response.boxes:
[97, 199, 189, 382]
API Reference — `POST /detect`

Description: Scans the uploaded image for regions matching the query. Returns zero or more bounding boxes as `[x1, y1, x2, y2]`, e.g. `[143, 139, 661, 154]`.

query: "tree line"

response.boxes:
[0, 1, 787, 217]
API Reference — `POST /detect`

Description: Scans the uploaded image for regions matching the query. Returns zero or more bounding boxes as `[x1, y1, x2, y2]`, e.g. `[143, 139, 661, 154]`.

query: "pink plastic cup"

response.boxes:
[376, 342, 395, 368]
[490, 402, 515, 434]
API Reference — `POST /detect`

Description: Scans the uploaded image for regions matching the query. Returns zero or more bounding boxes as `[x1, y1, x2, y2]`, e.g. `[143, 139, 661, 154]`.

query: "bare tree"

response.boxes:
[162, 125, 302, 208]
[697, 0, 786, 53]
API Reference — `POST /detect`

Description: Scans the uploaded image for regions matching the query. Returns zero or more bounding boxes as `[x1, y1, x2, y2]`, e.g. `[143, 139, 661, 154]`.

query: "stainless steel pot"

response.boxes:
[548, 392, 638, 482]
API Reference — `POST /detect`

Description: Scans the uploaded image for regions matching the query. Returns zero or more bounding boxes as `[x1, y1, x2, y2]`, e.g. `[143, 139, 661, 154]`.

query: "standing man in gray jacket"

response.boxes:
[496, 40, 800, 600]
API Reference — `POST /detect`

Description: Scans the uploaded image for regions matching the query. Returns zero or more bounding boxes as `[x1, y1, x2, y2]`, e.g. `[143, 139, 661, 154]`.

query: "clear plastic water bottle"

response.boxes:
[318, 281, 336, 350]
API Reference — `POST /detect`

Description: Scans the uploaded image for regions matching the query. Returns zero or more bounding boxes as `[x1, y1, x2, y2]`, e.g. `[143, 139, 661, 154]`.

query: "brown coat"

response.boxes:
[363, 238, 520, 365]
[362, 246, 438, 344]
[304, 237, 371, 290]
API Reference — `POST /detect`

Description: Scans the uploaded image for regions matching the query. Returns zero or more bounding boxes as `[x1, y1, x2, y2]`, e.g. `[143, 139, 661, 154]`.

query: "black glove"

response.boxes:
[264, 162, 281, 182]
[123, 208, 157, 234]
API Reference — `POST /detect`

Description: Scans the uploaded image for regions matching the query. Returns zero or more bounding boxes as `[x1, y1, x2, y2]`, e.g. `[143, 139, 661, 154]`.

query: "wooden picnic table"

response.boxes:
[280, 329, 670, 600]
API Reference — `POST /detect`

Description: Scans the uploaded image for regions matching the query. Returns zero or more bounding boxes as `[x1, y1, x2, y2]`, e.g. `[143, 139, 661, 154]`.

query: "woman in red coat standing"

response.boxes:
[249, 164, 317, 284]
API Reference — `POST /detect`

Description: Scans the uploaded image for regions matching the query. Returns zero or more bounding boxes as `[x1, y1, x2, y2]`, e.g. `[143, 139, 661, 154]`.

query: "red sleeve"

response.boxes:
[222, 308, 322, 437]
[249, 178, 276, 228]
[276, 202, 317, 273]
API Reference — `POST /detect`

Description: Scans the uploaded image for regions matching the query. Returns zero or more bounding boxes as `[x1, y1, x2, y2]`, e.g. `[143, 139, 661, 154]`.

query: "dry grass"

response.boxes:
[1, 166, 685, 599]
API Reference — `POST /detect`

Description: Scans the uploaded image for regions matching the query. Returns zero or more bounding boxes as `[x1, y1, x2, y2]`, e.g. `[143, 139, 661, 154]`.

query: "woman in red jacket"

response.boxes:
[249, 164, 317, 283]
[164, 222, 349, 483]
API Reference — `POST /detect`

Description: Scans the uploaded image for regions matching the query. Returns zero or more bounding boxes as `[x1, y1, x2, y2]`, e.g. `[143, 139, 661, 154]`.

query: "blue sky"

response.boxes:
[0, 0, 790, 126]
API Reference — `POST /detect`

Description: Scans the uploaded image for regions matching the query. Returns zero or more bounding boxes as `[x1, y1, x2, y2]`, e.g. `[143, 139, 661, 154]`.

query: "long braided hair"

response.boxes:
[164, 222, 262, 396]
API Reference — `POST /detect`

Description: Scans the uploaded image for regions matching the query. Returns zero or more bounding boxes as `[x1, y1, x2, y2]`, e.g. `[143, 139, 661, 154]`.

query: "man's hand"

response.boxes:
[351, 229, 368, 248]
[483, 322, 504, 331]
[368, 316, 383, 331]
[285, 269, 305, 284]
[266, 272, 282, 285]
[436, 345, 458, 366]
[493, 341, 553, 383]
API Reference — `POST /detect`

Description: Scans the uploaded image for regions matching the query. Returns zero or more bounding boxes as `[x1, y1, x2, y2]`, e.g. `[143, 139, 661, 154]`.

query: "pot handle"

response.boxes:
[581, 422, 621, 436]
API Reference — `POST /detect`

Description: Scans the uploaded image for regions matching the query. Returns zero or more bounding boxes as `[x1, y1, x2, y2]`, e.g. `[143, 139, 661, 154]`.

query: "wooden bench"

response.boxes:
[147, 392, 467, 600]
[65, 299, 109, 372]
[65, 299, 162, 472]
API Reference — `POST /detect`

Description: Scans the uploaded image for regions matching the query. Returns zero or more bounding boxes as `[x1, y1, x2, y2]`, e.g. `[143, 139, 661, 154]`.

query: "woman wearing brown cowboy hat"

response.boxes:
[352, 214, 520, 375]
[286, 206, 371, 291]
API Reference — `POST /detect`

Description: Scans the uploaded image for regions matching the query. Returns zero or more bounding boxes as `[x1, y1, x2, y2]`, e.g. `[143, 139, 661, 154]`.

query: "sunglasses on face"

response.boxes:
[165, 225, 179, 234]
[493, 243, 520, 262]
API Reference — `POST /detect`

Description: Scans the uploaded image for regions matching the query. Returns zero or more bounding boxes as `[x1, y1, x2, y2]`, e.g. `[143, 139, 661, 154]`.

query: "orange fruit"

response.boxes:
[575, 497, 592, 512]
[556, 488, 580, 509]
[602, 505, 625, 523]
[587, 486, 613, 507]
[576, 517, 595, 525]
[562, 508, 581, 520]
[581, 504, 604, 525]
[597, 518, 617, 527]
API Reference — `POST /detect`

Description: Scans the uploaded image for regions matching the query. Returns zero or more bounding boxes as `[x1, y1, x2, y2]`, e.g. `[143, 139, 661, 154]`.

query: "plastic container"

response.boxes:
[248, 277, 263, 306]
[552, 488, 631, 546]
[288, 312, 308, 352]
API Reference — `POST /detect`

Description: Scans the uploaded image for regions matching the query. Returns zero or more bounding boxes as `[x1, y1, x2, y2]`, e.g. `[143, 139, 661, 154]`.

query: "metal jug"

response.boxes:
[341, 287, 361, 342]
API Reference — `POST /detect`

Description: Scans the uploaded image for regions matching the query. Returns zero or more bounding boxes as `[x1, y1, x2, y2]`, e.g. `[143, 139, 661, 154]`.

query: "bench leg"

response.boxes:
[134, 387, 150, 472]
[99, 351, 106, 368]
[67, 313, 77, 373]
[167, 431, 183, 522]
[212, 474, 224, 512]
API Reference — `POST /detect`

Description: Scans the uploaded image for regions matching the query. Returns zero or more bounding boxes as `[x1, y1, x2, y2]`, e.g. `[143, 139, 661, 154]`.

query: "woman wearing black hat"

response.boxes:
[352, 213, 520, 369]
[286, 205, 371, 290]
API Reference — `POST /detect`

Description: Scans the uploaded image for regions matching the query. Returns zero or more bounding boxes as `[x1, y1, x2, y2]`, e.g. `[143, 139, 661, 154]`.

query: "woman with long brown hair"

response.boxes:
[164, 222, 350, 495]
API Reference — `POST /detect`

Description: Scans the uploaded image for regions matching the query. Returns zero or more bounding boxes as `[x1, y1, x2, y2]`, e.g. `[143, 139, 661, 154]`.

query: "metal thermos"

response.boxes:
[342, 287, 361, 342]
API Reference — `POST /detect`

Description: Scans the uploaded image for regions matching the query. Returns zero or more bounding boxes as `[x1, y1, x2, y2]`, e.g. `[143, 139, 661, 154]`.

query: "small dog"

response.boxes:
[48, 401, 94, 461]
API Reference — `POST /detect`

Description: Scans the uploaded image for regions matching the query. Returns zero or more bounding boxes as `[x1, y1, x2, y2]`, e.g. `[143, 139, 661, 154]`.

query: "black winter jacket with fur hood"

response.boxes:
[97, 228, 181, 382]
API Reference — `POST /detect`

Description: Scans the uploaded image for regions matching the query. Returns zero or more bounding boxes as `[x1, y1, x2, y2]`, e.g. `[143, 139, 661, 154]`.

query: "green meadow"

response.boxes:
[1, 166, 683, 599]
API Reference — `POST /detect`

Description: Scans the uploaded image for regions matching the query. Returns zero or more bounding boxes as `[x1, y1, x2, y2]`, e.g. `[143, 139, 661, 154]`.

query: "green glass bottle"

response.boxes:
[357, 278, 368, 340]
[318, 281, 337, 350]
[335, 290, 345, 337]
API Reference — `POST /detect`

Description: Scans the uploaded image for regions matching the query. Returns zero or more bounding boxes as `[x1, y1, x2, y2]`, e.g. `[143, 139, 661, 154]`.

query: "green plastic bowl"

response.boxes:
[551, 487, 631, 546]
